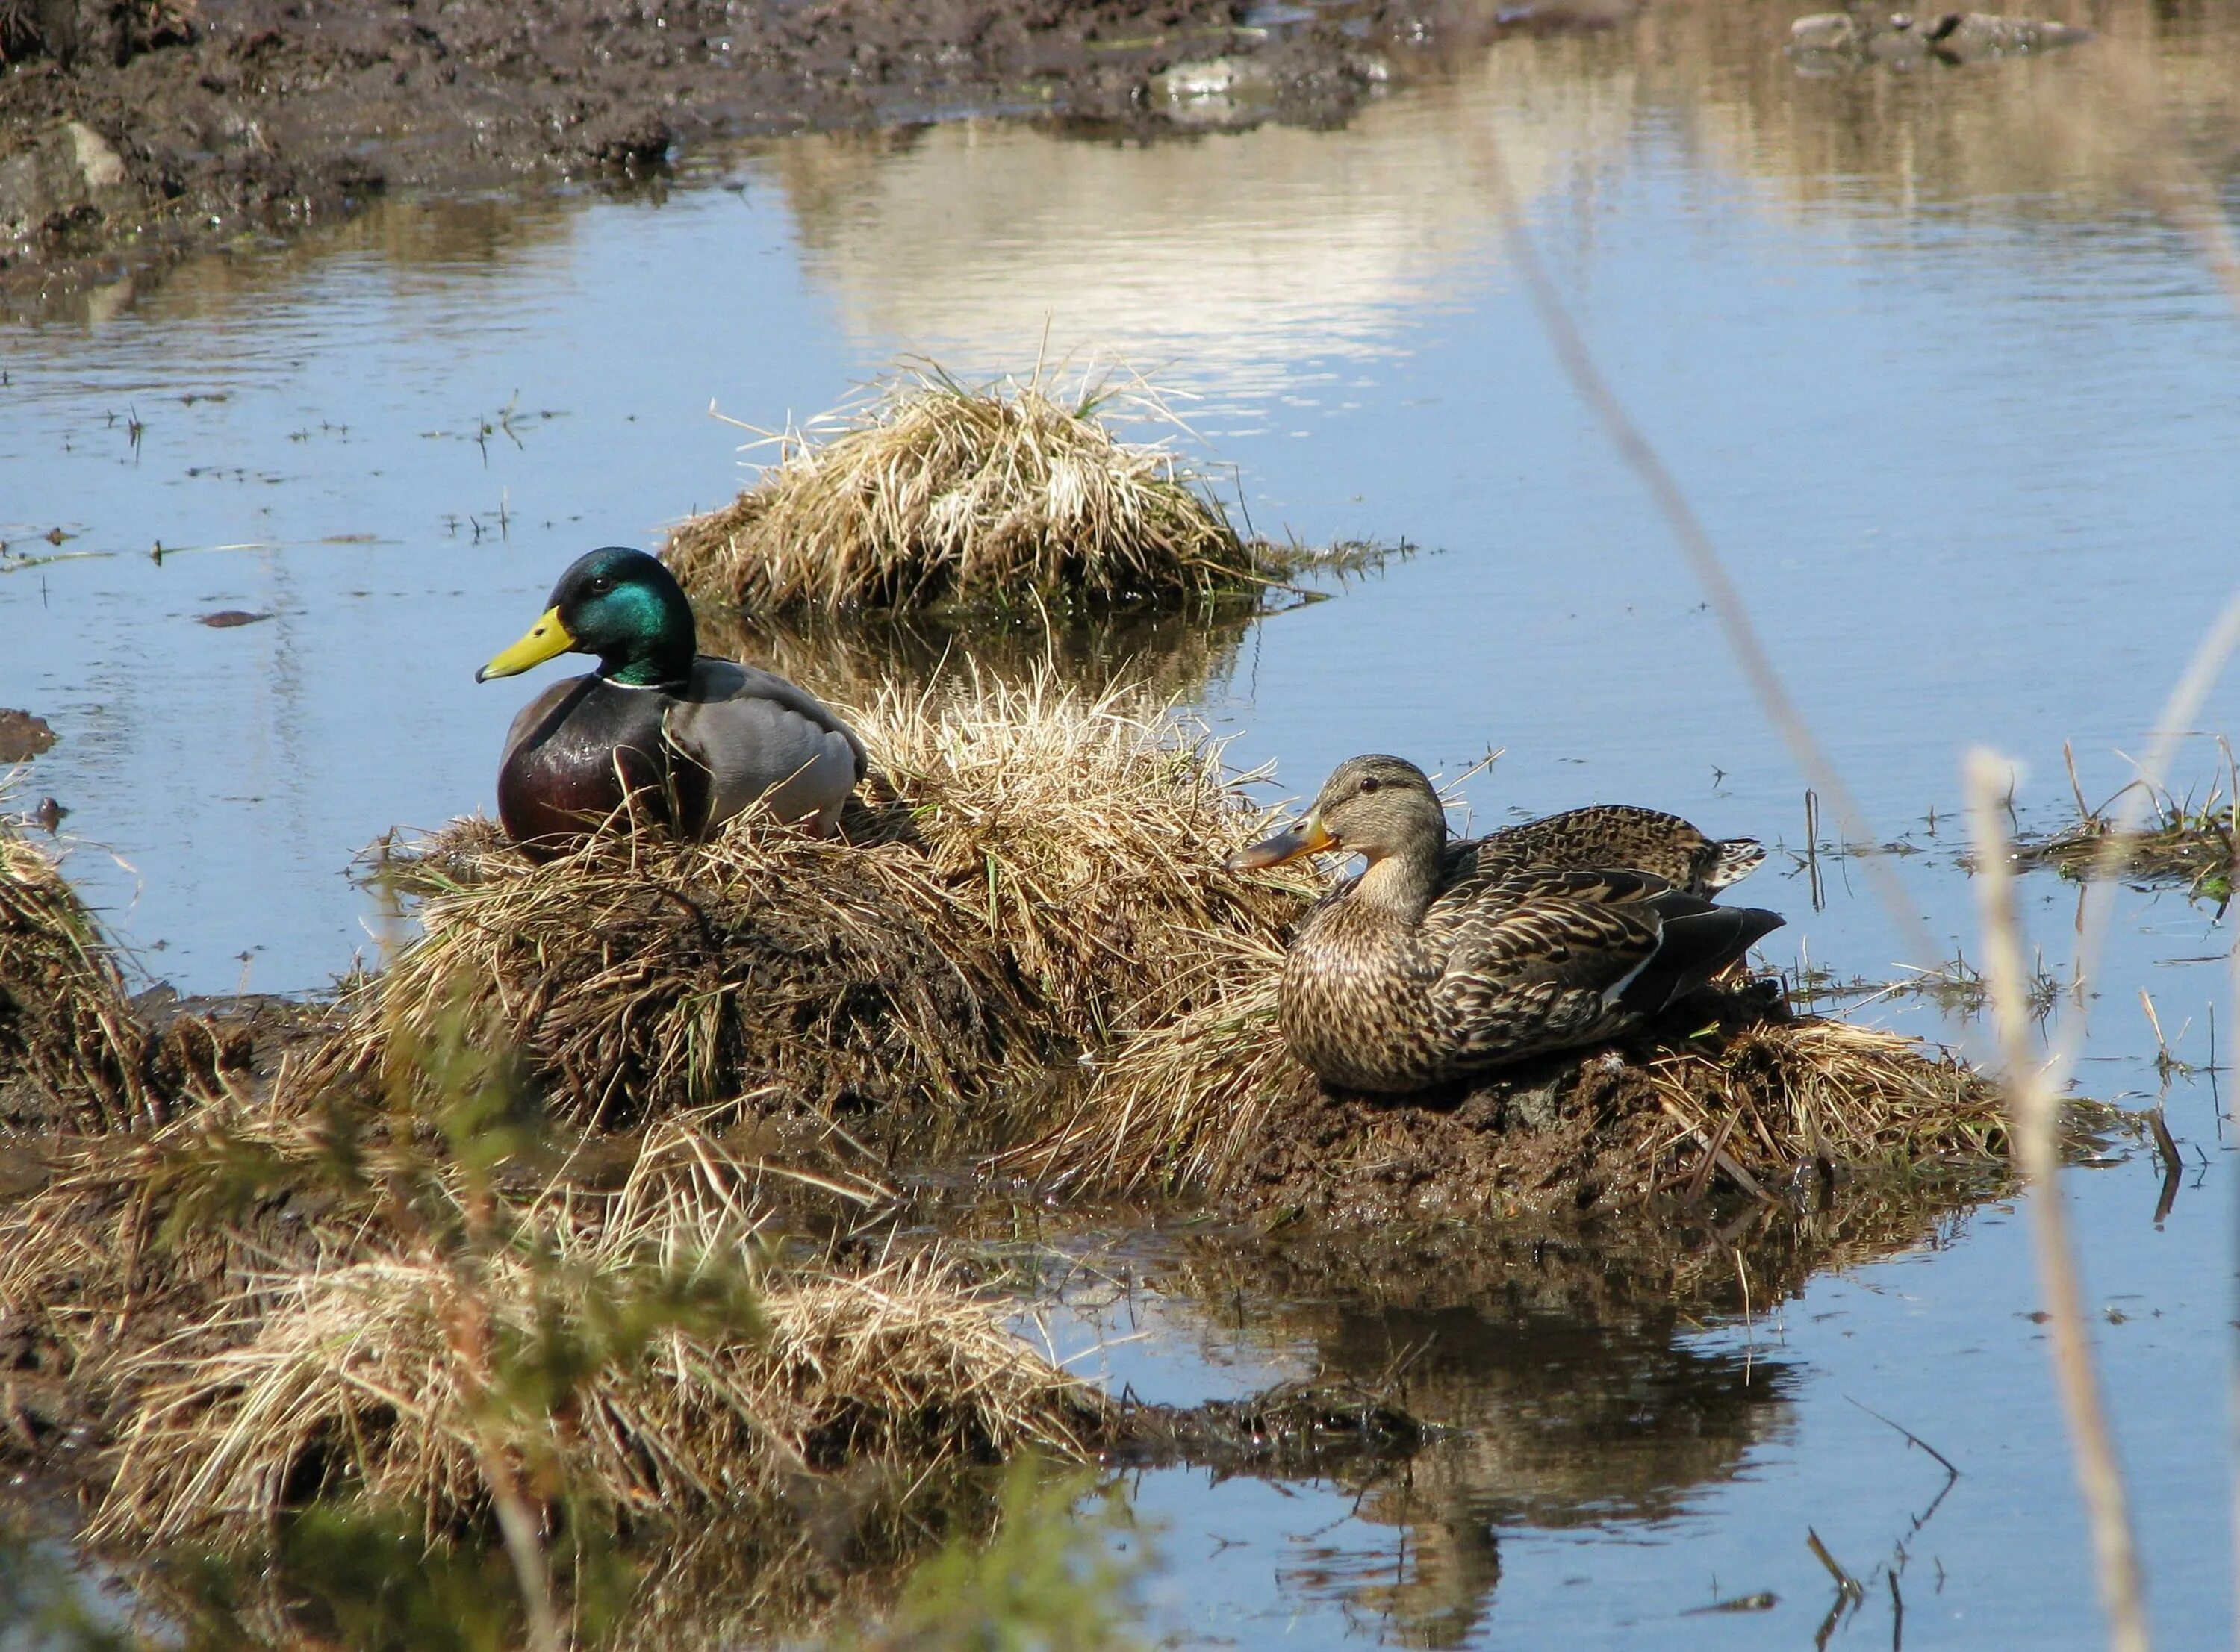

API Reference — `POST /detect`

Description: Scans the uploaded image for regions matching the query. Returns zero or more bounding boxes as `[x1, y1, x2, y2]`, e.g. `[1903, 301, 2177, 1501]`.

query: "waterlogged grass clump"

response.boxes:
[1010, 925, 2086, 1224]
[0, 1016, 1106, 1644]
[2023, 782, 2239, 900]
[318, 670, 1311, 1141]
[0, 826, 160, 1131]
[666, 364, 1254, 614]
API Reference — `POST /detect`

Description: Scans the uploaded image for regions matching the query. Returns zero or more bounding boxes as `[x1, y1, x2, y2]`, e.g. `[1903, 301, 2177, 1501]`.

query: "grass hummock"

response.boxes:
[1006, 926, 2112, 1226]
[0, 826, 161, 1131]
[320, 668, 1312, 1145]
[95, 1177, 1102, 1545]
[1, 1082, 1104, 1574]
[665, 363, 1257, 614]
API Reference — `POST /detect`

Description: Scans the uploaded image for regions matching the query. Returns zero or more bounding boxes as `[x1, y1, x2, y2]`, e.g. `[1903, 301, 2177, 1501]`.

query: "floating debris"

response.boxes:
[197, 609, 272, 628]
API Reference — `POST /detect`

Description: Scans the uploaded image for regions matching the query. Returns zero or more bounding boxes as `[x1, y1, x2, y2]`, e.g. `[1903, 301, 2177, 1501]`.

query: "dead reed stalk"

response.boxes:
[1965, 750, 2150, 1652]
[665, 362, 1252, 613]
[1475, 132, 1926, 953]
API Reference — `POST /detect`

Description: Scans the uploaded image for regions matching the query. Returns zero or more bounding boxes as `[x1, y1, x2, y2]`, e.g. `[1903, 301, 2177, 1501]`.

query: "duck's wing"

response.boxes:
[1429, 864, 1782, 1049]
[1425, 882, 1671, 1063]
[1430, 870, 1673, 991]
[1457, 806, 1732, 891]
[1425, 862, 1674, 931]
[664, 659, 868, 835]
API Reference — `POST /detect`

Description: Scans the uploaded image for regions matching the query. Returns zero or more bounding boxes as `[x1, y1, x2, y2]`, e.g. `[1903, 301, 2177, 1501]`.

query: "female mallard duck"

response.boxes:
[476, 547, 865, 861]
[1229, 755, 1783, 1093]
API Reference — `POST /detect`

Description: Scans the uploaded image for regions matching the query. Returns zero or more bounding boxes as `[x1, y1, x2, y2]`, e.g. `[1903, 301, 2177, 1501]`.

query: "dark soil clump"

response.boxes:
[0, 710, 57, 762]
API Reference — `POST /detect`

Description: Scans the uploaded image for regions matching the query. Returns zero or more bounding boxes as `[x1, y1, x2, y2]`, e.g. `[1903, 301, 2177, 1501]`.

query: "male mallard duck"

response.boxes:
[1229, 755, 1783, 1093]
[476, 547, 865, 861]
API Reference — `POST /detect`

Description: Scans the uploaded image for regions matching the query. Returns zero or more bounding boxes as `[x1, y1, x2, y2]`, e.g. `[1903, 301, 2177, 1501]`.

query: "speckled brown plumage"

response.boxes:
[1459, 803, 1764, 895]
[1231, 755, 1784, 1094]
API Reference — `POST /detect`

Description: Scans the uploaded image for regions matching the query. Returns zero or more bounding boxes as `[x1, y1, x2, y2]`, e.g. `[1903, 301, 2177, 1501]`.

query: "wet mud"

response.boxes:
[0, 0, 1639, 310]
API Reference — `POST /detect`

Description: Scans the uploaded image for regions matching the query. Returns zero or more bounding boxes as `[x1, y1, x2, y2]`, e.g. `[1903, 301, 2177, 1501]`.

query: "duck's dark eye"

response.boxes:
[589, 576, 615, 596]
[1358, 776, 1381, 794]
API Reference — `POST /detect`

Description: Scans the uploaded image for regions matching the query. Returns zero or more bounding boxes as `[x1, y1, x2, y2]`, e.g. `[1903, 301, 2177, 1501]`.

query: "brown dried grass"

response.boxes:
[320, 809, 1028, 1137]
[84, 1116, 1101, 1546]
[0, 828, 159, 1132]
[665, 364, 1253, 614]
[321, 668, 1311, 1140]
[849, 669, 1313, 1041]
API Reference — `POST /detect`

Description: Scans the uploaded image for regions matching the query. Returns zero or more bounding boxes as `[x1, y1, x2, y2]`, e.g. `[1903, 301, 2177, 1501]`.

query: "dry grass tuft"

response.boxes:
[665, 364, 1253, 614]
[0, 828, 160, 1131]
[847, 669, 1313, 1040]
[98, 1250, 1097, 1545]
[81, 1117, 1101, 1546]
[323, 668, 1309, 1140]
[320, 813, 1028, 1136]
[1013, 929, 1292, 1198]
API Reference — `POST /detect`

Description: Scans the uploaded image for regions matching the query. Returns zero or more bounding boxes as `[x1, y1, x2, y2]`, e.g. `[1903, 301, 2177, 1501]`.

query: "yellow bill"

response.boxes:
[476, 607, 574, 682]
[1226, 812, 1337, 872]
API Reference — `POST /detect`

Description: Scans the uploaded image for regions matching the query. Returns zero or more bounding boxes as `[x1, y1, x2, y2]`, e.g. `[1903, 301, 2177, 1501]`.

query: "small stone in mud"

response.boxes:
[0, 121, 140, 245]
[1789, 10, 2091, 64]
[0, 710, 58, 763]
[198, 610, 273, 628]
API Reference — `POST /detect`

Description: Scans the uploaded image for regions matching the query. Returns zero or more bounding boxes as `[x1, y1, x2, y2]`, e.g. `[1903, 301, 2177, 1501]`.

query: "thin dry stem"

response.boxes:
[2051, 590, 2240, 1067]
[1966, 749, 2150, 1652]
[1473, 132, 1928, 958]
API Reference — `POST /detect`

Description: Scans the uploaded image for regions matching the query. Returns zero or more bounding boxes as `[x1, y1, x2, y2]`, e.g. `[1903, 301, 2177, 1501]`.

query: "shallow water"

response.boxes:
[7, 0, 2240, 1643]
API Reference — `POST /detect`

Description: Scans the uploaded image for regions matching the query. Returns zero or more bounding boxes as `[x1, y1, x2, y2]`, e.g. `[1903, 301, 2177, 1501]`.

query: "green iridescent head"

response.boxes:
[476, 546, 697, 688]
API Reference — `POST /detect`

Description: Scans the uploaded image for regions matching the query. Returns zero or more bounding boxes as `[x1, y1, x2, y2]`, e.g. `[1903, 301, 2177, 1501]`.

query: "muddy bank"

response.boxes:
[0, 0, 1633, 311]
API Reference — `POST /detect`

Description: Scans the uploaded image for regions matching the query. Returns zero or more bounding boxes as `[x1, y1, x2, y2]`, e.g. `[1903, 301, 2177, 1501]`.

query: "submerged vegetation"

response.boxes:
[2020, 771, 2239, 900]
[665, 364, 1257, 614]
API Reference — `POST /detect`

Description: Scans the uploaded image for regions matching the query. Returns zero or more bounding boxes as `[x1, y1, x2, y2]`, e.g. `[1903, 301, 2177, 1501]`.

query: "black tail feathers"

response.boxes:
[1617, 900, 1785, 1018]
